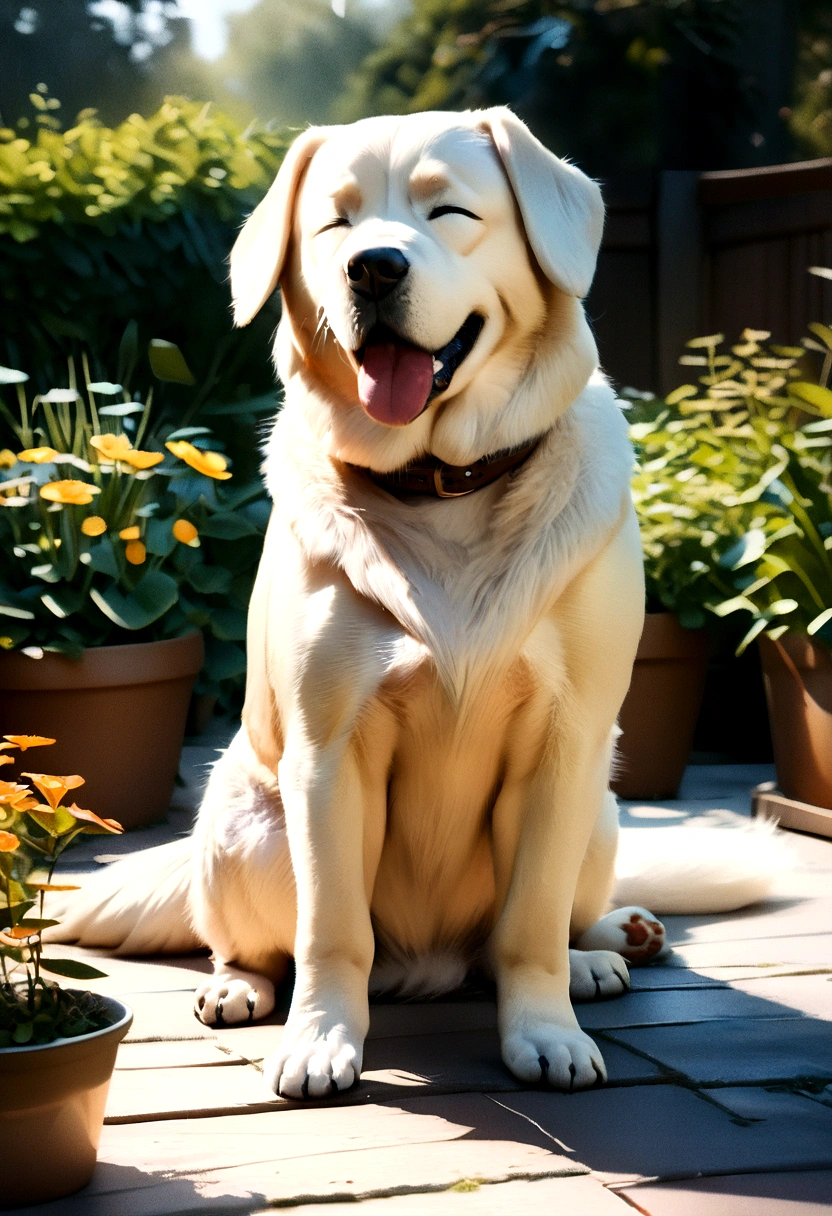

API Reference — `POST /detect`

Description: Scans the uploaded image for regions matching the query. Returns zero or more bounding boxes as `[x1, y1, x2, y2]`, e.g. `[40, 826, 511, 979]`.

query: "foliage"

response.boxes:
[0, 344, 272, 699]
[629, 315, 832, 653]
[0, 734, 121, 1047]
[790, 0, 832, 158]
[341, 0, 827, 172]
[0, 94, 285, 429]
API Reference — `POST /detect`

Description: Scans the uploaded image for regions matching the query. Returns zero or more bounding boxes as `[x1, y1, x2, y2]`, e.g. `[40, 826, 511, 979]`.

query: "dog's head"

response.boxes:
[231, 108, 604, 466]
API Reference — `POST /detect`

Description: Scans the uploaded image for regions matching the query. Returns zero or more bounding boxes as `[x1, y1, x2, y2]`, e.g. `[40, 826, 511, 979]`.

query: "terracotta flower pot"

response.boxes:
[0, 632, 204, 829]
[0, 994, 132, 1208]
[759, 633, 832, 810]
[613, 613, 709, 800]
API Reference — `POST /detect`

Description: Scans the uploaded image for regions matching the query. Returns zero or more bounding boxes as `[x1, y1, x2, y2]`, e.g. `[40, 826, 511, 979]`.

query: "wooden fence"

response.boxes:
[590, 157, 832, 396]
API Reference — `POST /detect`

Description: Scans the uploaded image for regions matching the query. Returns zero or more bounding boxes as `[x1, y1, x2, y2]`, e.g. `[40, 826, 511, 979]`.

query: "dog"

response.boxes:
[50, 108, 783, 1098]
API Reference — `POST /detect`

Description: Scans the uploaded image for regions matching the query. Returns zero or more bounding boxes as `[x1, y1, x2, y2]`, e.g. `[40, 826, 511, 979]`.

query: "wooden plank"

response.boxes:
[754, 786, 832, 840]
[700, 157, 832, 206]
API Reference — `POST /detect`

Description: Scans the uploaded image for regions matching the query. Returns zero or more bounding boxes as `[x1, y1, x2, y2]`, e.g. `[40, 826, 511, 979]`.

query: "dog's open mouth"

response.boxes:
[355, 313, 484, 427]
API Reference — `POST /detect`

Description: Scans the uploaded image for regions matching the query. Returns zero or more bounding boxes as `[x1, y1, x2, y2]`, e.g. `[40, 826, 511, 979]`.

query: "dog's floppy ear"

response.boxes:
[230, 126, 331, 327]
[479, 107, 604, 299]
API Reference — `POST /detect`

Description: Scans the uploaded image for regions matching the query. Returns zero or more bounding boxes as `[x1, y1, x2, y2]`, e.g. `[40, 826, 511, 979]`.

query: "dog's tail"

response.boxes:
[43, 837, 201, 955]
[612, 817, 788, 915]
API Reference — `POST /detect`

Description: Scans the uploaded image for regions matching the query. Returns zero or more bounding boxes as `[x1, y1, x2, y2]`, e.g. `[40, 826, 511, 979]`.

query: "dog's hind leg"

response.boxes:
[191, 728, 296, 1026]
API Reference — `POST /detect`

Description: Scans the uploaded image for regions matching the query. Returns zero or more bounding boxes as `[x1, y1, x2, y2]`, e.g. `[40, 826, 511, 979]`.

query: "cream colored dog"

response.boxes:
[51, 108, 784, 1099]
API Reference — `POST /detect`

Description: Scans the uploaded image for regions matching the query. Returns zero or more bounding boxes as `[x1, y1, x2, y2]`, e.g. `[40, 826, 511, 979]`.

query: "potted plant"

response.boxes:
[619, 326, 817, 797]
[0, 733, 132, 1208]
[0, 344, 270, 827]
[702, 313, 832, 810]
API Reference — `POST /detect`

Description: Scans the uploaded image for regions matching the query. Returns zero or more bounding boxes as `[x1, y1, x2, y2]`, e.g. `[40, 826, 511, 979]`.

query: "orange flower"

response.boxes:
[17, 447, 58, 464]
[172, 519, 198, 545]
[40, 480, 100, 506]
[90, 433, 163, 470]
[0, 755, 13, 767]
[66, 804, 123, 834]
[0, 780, 37, 808]
[125, 540, 146, 565]
[90, 433, 133, 462]
[0, 830, 19, 851]
[3, 735, 55, 751]
[81, 515, 107, 537]
[122, 449, 164, 470]
[119, 525, 140, 540]
[166, 441, 231, 480]
[0, 449, 17, 469]
[20, 772, 84, 810]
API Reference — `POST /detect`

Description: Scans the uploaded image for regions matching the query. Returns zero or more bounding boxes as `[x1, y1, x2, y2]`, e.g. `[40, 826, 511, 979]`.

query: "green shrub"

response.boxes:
[0, 95, 286, 447]
[629, 324, 832, 652]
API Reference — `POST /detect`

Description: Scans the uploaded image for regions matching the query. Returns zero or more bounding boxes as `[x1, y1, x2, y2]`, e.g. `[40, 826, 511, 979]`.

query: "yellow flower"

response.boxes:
[17, 447, 58, 464]
[0, 637, 13, 650]
[20, 772, 84, 810]
[40, 480, 100, 506]
[122, 449, 164, 470]
[81, 515, 107, 537]
[3, 735, 55, 751]
[90, 433, 163, 470]
[90, 433, 133, 462]
[166, 441, 231, 480]
[0, 830, 19, 852]
[119, 525, 140, 540]
[125, 540, 146, 565]
[0, 449, 17, 468]
[172, 518, 198, 544]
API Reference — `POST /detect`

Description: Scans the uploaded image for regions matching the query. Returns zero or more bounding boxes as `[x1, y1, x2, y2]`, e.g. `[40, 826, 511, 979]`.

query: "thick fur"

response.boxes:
[48, 109, 786, 1098]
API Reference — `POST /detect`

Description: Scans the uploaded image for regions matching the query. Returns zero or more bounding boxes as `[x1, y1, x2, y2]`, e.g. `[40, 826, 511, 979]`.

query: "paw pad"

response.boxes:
[619, 912, 665, 962]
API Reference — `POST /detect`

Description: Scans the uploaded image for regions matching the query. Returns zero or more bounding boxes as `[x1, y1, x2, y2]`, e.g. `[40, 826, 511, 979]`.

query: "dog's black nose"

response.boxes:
[347, 247, 409, 301]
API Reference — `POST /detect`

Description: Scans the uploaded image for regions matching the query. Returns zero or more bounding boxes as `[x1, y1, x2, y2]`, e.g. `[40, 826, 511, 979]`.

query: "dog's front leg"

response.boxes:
[491, 729, 613, 1091]
[263, 735, 377, 1099]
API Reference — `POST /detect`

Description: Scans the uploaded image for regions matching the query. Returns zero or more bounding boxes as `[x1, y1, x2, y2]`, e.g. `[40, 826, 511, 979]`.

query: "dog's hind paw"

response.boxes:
[195, 967, 275, 1026]
[264, 1024, 362, 1099]
[568, 948, 630, 1001]
[576, 906, 668, 964]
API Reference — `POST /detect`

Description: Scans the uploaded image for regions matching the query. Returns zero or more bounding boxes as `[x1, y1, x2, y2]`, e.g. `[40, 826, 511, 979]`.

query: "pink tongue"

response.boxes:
[357, 341, 435, 426]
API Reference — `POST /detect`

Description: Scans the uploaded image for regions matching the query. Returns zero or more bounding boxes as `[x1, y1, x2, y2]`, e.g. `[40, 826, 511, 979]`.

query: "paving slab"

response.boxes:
[668, 932, 832, 969]
[728, 973, 832, 1021]
[258, 1174, 632, 1214]
[105, 1059, 274, 1121]
[121, 989, 217, 1042]
[662, 898, 832, 947]
[575, 985, 795, 1030]
[627, 967, 728, 991]
[607, 1016, 832, 1084]
[493, 1083, 832, 1184]
[115, 1039, 249, 1069]
[618, 1170, 832, 1215]
[19, 1094, 587, 1215]
[37, 945, 213, 996]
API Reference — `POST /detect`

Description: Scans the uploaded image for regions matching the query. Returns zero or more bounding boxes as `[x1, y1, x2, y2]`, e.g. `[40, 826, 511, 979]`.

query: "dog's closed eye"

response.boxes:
[317, 217, 352, 236]
[428, 205, 482, 221]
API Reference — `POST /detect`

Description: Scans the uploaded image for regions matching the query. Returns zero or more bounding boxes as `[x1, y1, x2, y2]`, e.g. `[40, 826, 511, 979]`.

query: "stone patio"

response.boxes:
[13, 738, 832, 1215]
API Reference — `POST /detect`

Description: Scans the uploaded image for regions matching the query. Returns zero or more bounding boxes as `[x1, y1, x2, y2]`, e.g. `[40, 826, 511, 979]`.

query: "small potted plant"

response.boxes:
[0, 344, 269, 827]
[0, 733, 132, 1208]
[703, 313, 832, 810]
[620, 326, 816, 796]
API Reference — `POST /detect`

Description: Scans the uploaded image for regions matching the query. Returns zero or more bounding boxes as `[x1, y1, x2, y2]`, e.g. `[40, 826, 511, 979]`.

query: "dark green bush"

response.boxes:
[0, 95, 286, 435]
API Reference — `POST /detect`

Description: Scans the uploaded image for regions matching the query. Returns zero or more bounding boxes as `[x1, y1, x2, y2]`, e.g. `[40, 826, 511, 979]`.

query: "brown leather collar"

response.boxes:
[354, 437, 541, 499]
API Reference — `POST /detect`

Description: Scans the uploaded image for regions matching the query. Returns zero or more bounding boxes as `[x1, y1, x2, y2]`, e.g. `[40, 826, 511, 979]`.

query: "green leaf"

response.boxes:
[40, 958, 108, 980]
[187, 564, 232, 594]
[41, 586, 83, 620]
[13, 1022, 33, 1044]
[210, 608, 247, 641]
[17, 918, 61, 931]
[789, 382, 832, 417]
[808, 322, 832, 351]
[0, 367, 29, 385]
[204, 638, 247, 681]
[808, 608, 832, 636]
[145, 516, 176, 557]
[719, 530, 767, 570]
[665, 385, 698, 406]
[0, 603, 35, 619]
[148, 339, 195, 385]
[90, 569, 179, 630]
[86, 537, 120, 578]
[202, 392, 280, 416]
[0, 901, 36, 930]
[199, 513, 259, 540]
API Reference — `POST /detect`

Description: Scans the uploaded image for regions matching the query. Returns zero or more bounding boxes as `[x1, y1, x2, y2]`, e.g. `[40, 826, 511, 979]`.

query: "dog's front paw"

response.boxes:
[576, 906, 668, 964]
[195, 968, 275, 1026]
[264, 1020, 362, 1099]
[569, 948, 630, 1001]
[501, 1020, 606, 1090]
